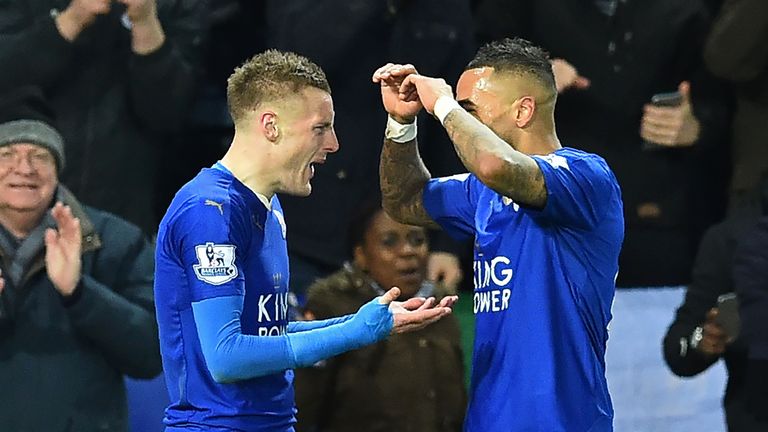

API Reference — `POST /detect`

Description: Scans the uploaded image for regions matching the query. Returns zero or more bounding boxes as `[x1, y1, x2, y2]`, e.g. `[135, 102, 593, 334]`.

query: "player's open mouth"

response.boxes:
[308, 157, 326, 178]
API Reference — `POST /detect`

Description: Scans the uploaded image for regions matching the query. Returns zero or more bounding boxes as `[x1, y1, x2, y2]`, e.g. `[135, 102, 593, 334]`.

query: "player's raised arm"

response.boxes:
[399, 72, 548, 209]
[373, 64, 439, 228]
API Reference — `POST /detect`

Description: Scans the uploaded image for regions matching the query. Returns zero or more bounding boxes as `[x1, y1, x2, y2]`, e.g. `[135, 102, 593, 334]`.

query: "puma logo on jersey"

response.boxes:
[204, 199, 224, 215]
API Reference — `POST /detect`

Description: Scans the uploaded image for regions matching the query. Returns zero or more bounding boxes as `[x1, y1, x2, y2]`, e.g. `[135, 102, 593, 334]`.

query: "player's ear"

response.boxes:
[514, 96, 535, 128]
[260, 111, 279, 142]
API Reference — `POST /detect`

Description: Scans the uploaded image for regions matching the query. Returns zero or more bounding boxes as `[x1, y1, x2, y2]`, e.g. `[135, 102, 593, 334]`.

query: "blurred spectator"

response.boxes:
[703, 0, 768, 218]
[265, 0, 474, 300]
[0, 0, 205, 233]
[663, 179, 768, 431]
[0, 88, 160, 431]
[732, 217, 768, 426]
[475, 0, 732, 286]
[293, 201, 466, 432]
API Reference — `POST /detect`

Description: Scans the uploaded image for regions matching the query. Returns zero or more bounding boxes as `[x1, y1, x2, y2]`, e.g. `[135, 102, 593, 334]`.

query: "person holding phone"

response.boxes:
[663, 185, 768, 430]
[641, 91, 681, 150]
[640, 83, 701, 149]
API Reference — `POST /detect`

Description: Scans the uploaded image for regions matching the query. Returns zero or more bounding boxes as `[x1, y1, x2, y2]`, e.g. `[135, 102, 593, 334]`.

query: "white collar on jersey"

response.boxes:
[255, 192, 271, 210]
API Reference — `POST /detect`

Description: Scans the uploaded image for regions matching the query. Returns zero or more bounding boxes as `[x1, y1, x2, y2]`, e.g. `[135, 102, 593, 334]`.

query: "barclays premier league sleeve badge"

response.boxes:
[193, 242, 238, 285]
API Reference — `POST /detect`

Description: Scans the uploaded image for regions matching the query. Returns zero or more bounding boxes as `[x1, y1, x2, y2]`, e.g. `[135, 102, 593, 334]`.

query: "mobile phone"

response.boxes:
[642, 91, 684, 151]
[650, 91, 683, 106]
[715, 293, 740, 340]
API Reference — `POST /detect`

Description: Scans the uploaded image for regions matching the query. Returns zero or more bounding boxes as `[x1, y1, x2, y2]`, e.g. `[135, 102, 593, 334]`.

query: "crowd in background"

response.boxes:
[0, 0, 766, 431]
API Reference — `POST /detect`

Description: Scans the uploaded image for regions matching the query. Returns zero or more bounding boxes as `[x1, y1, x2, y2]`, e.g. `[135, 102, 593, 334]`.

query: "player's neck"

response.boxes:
[221, 138, 275, 199]
[517, 128, 562, 156]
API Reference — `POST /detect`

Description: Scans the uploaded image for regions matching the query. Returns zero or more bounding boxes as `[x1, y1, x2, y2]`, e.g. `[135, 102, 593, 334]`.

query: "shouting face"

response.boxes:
[273, 87, 339, 196]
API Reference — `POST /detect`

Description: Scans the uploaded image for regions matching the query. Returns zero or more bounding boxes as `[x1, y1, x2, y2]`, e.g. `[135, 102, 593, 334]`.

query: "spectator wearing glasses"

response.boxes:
[0, 87, 160, 432]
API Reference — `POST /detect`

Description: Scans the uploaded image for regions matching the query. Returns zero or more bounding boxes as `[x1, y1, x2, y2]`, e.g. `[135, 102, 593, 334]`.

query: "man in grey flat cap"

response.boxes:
[0, 87, 161, 432]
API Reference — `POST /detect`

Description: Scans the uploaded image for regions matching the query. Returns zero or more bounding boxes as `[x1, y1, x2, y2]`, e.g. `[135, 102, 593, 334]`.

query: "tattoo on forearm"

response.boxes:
[443, 110, 547, 208]
[380, 139, 439, 228]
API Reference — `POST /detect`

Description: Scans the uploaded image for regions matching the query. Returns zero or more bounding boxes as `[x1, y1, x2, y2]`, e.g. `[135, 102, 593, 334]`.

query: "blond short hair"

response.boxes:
[226, 50, 331, 124]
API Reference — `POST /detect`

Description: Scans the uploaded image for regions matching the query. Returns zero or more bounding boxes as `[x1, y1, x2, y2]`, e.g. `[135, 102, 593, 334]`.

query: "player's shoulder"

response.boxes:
[163, 167, 251, 227]
[535, 147, 604, 166]
[432, 172, 484, 191]
[537, 147, 616, 180]
[433, 172, 474, 183]
[182, 166, 238, 202]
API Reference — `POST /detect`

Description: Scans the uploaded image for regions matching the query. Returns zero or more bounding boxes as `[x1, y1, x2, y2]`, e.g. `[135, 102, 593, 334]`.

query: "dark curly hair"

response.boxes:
[346, 198, 385, 257]
[226, 50, 331, 123]
[467, 38, 556, 93]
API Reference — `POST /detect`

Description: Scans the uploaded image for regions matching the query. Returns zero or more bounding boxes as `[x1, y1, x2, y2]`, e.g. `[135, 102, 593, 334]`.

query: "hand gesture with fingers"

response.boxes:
[45, 203, 83, 297]
[372, 63, 423, 124]
[398, 74, 454, 116]
[378, 287, 457, 334]
[640, 81, 700, 147]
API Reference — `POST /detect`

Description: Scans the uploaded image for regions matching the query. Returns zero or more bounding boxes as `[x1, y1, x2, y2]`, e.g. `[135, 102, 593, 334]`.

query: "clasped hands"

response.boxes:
[372, 63, 455, 124]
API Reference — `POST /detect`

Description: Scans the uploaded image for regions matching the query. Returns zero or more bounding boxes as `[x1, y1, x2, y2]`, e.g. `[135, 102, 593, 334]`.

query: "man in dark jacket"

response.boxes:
[662, 217, 757, 431]
[0, 0, 205, 232]
[663, 180, 768, 430]
[0, 88, 161, 431]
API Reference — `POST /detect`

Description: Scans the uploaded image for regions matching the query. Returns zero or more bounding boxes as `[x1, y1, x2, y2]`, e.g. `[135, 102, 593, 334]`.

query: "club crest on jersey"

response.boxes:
[193, 242, 238, 285]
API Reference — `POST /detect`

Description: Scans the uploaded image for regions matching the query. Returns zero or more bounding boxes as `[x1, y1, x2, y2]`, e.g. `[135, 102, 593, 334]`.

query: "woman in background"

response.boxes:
[294, 201, 466, 432]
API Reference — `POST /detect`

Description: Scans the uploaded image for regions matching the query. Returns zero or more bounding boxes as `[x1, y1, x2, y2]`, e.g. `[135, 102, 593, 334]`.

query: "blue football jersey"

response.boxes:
[155, 163, 294, 431]
[423, 148, 623, 431]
